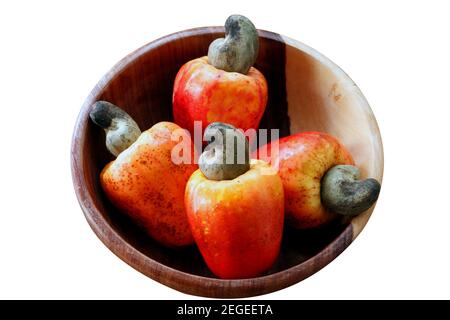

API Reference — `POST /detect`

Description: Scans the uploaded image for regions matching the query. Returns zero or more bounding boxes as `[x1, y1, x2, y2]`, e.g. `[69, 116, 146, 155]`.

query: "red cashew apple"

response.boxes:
[185, 123, 284, 279]
[173, 15, 268, 136]
[90, 101, 197, 247]
[256, 132, 381, 229]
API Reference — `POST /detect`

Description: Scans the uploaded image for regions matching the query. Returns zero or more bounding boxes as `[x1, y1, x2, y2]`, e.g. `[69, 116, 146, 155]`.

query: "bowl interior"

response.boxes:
[73, 27, 383, 297]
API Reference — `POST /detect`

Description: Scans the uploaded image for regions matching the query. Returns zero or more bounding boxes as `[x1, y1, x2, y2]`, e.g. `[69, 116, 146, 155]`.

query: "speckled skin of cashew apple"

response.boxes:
[173, 57, 267, 137]
[256, 132, 354, 229]
[100, 122, 197, 247]
[185, 159, 284, 279]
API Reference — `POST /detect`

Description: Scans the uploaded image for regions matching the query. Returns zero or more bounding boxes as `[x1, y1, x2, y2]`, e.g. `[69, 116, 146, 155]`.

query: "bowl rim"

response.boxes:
[71, 26, 383, 298]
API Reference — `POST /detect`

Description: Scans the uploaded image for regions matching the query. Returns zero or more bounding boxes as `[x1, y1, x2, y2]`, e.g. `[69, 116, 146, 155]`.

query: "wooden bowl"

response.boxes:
[71, 27, 383, 298]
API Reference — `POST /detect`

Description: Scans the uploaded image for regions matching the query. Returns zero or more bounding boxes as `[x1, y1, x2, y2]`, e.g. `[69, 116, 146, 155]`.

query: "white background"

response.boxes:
[1, 0, 449, 299]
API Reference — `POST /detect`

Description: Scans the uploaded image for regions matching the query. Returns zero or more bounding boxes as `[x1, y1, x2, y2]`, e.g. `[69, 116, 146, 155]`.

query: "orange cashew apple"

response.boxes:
[185, 123, 284, 279]
[256, 132, 381, 229]
[90, 101, 197, 247]
[173, 15, 268, 136]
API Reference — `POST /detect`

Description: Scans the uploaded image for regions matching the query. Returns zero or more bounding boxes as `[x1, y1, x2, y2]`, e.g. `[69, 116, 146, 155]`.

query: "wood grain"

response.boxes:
[71, 27, 383, 298]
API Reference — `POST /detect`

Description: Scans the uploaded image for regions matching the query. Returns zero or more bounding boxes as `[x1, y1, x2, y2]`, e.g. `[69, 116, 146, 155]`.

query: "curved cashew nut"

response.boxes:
[199, 122, 250, 180]
[208, 14, 259, 74]
[321, 165, 381, 216]
[89, 101, 141, 157]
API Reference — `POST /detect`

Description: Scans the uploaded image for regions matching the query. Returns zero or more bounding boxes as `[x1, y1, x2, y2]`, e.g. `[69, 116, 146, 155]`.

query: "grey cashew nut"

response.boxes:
[321, 165, 381, 216]
[199, 122, 250, 181]
[208, 14, 259, 74]
[89, 101, 141, 157]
